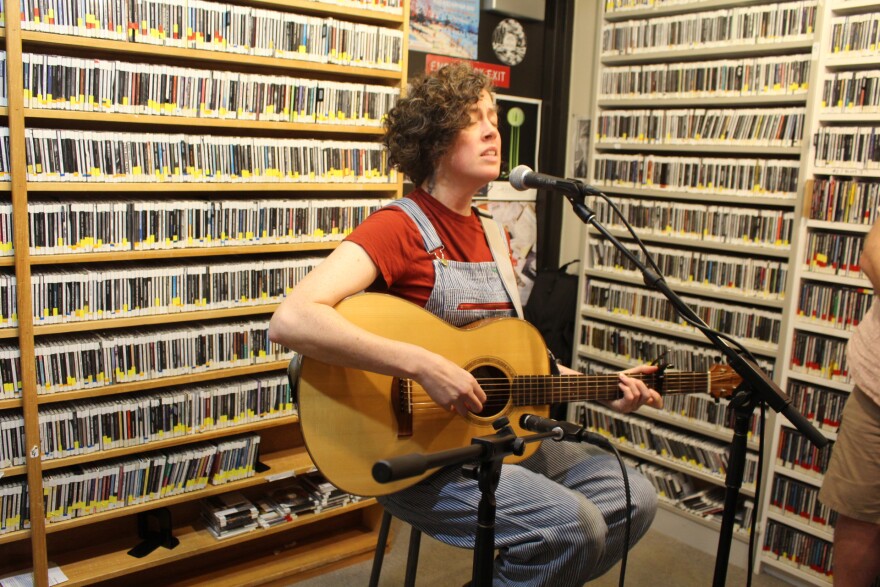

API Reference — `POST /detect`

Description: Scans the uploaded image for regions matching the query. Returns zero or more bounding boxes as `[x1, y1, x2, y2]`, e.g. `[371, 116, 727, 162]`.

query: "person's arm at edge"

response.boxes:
[268, 241, 486, 416]
[861, 217, 880, 290]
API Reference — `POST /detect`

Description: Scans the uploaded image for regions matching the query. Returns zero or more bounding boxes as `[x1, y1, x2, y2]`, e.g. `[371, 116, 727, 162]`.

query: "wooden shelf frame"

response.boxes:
[0, 1, 409, 585]
[39, 414, 301, 473]
[2, 413, 300, 482]
[36, 359, 291, 405]
[20, 31, 403, 81]
[30, 303, 279, 336]
[0, 360, 291, 411]
[24, 108, 388, 135]
[0, 412, 299, 481]
[41, 446, 315, 535]
[24, 181, 403, 193]
[215, 0, 405, 24]
[26, 241, 341, 265]
[54, 500, 381, 587]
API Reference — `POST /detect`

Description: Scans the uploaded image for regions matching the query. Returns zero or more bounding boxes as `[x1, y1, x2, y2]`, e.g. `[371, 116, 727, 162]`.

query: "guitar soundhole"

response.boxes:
[471, 365, 510, 418]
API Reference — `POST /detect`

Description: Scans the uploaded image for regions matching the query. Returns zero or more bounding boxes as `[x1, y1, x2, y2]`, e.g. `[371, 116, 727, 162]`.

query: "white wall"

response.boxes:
[558, 0, 600, 267]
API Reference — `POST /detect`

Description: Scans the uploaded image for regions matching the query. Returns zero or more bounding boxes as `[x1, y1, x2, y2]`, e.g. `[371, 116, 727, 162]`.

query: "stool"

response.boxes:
[369, 509, 422, 587]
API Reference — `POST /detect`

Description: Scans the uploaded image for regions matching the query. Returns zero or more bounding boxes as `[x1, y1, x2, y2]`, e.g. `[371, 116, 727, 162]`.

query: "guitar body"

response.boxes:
[297, 293, 552, 497]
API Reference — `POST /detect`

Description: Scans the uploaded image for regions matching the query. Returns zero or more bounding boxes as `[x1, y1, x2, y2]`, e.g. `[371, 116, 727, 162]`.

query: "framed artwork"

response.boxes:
[487, 94, 541, 201]
[409, 0, 480, 59]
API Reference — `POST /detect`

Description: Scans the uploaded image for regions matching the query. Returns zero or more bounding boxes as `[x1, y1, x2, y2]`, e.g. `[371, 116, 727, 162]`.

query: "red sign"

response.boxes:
[424, 54, 511, 89]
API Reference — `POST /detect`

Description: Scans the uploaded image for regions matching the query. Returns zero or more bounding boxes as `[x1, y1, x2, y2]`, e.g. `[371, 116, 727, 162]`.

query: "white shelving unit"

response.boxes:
[570, 0, 821, 569]
[756, 1, 879, 584]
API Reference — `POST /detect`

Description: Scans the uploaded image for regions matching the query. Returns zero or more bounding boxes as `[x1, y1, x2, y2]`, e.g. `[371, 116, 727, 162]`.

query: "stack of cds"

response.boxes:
[300, 472, 358, 513]
[199, 474, 363, 539]
[200, 492, 259, 539]
[269, 482, 318, 518]
[253, 496, 291, 529]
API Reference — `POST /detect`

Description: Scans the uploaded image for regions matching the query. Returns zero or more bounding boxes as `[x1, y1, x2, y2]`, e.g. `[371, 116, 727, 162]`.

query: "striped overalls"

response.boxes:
[378, 199, 658, 586]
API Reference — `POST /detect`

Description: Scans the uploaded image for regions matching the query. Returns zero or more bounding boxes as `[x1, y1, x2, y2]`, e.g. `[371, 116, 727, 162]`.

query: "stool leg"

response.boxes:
[403, 528, 422, 587]
[369, 510, 393, 587]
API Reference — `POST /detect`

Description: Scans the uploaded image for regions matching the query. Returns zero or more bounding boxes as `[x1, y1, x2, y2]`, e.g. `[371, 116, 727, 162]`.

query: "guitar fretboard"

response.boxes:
[508, 372, 710, 405]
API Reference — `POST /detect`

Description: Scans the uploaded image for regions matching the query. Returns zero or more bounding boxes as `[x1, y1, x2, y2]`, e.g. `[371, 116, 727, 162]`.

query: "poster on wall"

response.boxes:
[476, 201, 538, 304]
[492, 19, 527, 66]
[424, 54, 511, 89]
[485, 95, 541, 201]
[572, 118, 591, 179]
[410, 0, 481, 59]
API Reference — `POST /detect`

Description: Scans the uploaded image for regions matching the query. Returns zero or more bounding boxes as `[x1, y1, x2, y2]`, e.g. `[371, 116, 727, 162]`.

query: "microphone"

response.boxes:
[519, 414, 612, 449]
[508, 165, 599, 196]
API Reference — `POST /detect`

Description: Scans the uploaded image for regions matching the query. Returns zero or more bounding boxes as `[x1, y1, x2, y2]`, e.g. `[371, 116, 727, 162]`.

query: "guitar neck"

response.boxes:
[511, 371, 709, 405]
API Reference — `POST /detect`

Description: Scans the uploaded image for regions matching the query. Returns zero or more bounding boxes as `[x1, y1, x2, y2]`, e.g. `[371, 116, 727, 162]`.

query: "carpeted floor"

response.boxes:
[290, 516, 796, 586]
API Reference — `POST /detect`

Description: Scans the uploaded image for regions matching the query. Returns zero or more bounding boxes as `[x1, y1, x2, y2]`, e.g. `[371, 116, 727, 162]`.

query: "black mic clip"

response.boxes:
[519, 414, 612, 449]
[569, 178, 602, 197]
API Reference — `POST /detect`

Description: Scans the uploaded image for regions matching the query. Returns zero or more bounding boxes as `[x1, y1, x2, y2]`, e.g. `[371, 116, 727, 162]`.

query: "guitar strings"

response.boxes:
[403, 372, 719, 413]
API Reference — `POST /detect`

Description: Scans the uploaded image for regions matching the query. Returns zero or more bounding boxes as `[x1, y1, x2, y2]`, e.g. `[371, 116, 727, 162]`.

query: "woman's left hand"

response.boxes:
[606, 364, 663, 413]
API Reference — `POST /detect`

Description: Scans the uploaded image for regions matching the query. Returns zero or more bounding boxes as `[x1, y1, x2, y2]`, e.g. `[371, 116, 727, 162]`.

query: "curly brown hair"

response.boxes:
[383, 62, 494, 187]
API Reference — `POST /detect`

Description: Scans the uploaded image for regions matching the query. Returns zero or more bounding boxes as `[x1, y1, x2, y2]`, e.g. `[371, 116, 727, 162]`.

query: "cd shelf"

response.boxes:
[573, 0, 816, 569]
[0, 0, 407, 585]
[754, 0, 879, 581]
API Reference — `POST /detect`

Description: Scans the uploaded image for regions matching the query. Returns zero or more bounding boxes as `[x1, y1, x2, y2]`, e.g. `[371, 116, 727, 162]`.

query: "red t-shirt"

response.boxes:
[345, 189, 494, 307]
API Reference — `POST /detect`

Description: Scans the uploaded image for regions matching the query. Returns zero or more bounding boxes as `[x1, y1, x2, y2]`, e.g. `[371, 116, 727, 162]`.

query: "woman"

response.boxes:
[269, 62, 660, 586]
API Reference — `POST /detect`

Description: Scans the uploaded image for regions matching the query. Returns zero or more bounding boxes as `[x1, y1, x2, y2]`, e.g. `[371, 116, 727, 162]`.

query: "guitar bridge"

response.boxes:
[392, 377, 413, 438]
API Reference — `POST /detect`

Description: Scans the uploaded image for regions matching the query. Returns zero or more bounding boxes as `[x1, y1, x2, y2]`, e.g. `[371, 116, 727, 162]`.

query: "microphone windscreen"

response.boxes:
[508, 165, 533, 190]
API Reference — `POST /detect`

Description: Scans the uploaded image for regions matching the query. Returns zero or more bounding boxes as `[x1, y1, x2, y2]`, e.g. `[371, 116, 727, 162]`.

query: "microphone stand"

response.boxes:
[372, 417, 557, 587]
[560, 183, 828, 587]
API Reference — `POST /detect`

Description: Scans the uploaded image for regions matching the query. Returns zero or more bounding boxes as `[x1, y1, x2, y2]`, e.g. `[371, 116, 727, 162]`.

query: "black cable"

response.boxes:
[607, 442, 632, 587]
[745, 402, 767, 587]
[592, 189, 770, 587]
[576, 408, 632, 587]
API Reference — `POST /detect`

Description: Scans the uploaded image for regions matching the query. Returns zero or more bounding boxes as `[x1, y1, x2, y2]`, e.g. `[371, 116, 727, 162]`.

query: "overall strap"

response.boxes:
[476, 208, 524, 319]
[386, 198, 443, 253]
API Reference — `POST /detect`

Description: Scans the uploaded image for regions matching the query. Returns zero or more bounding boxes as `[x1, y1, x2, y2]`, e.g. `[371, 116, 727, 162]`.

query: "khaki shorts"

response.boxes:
[818, 385, 880, 524]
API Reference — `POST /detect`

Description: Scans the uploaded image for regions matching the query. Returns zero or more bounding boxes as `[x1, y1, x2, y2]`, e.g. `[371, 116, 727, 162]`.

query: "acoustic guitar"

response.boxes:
[297, 293, 742, 497]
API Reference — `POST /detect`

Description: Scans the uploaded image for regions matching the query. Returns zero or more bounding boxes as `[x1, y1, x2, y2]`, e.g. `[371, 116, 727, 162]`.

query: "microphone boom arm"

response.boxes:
[556, 181, 827, 587]
[566, 184, 826, 446]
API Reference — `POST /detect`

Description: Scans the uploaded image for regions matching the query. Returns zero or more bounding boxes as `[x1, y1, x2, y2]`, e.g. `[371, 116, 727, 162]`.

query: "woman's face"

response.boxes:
[436, 91, 501, 189]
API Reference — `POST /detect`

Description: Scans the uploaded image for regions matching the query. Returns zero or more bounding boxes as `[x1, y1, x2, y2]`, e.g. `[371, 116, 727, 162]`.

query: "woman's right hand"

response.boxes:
[417, 354, 487, 417]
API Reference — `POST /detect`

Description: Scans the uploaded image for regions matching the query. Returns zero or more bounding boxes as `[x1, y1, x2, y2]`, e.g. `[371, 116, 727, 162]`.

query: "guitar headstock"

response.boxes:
[709, 364, 742, 399]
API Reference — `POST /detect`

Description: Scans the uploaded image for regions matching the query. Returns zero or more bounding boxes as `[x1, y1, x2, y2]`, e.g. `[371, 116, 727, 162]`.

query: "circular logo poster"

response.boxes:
[492, 19, 527, 66]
